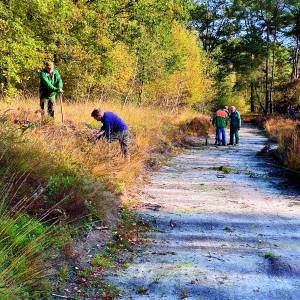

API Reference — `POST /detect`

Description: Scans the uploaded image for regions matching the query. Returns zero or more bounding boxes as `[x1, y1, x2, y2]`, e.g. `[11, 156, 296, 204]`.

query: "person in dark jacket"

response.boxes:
[39, 61, 63, 117]
[287, 107, 297, 121]
[229, 106, 241, 145]
[91, 108, 129, 156]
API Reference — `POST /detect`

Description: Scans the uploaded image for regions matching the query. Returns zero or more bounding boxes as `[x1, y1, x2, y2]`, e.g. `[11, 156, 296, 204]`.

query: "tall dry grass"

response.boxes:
[0, 98, 211, 222]
[265, 116, 300, 170]
[0, 175, 54, 299]
[0, 99, 204, 189]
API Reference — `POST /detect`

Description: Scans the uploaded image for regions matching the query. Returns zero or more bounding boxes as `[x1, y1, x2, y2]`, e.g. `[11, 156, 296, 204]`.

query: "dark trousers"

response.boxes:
[217, 127, 226, 145]
[40, 97, 55, 117]
[110, 130, 129, 155]
[229, 127, 240, 145]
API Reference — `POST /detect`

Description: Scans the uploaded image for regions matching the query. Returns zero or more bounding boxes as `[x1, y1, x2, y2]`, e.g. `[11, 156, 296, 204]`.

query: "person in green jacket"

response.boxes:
[229, 106, 241, 145]
[212, 107, 229, 146]
[39, 61, 63, 117]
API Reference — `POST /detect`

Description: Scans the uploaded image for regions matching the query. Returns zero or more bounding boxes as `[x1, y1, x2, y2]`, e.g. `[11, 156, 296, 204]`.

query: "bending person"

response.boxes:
[91, 108, 129, 156]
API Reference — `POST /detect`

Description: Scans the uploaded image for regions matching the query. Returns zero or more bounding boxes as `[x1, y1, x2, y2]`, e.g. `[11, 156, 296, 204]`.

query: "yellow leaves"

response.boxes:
[143, 22, 215, 107]
[106, 43, 136, 94]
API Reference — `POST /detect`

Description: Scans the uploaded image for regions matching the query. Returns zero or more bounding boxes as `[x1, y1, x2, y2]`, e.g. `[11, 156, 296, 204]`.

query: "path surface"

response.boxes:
[109, 125, 300, 300]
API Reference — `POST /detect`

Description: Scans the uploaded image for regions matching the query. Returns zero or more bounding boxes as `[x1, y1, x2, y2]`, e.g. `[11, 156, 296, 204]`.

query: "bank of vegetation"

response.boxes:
[265, 116, 300, 171]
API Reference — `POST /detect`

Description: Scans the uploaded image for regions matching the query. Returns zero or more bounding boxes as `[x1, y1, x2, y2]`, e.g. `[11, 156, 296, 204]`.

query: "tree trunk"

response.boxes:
[250, 82, 255, 112]
[137, 79, 144, 106]
[264, 21, 270, 114]
[291, 37, 299, 81]
[269, 31, 277, 114]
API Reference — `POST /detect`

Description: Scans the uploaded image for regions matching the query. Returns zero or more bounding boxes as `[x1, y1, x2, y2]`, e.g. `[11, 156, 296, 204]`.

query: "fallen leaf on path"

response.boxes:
[180, 290, 189, 299]
[137, 287, 149, 295]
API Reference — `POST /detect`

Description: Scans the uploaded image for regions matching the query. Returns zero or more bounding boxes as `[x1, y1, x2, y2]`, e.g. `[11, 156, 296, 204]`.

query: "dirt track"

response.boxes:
[108, 124, 300, 300]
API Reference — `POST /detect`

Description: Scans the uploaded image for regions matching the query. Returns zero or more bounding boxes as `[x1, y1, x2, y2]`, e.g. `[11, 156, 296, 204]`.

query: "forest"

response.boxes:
[1, 0, 300, 113]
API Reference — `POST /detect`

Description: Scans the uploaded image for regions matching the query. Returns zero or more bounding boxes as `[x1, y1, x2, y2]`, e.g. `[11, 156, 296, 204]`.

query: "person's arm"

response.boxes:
[237, 112, 241, 128]
[102, 119, 112, 142]
[225, 113, 230, 126]
[40, 72, 58, 92]
[56, 70, 63, 90]
[212, 114, 216, 126]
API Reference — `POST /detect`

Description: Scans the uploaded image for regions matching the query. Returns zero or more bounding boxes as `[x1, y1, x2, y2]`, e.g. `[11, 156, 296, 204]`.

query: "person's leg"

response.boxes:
[222, 127, 226, 145]
[229, 126, 234, 145]
[216, 128, 221, 145]
[235, 128, 240, 144]
[215, 128, 218, 145]
[119, 131, 129, 156]
[40, 98, 45, 112]
[48, 97, 55, 117]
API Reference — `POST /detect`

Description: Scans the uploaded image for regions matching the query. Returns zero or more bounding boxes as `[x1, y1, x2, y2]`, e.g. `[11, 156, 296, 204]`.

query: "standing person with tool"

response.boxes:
[229, 106, 241, 145]
[212, 106, 229, 146]
[91, 108, 129, 156]
[39, 61, 63, 118]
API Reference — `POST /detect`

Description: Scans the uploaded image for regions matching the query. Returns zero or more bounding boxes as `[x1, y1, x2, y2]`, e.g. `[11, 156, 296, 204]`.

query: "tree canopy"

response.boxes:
[0, 0, 214, 108]
[191, 0, 300, 113]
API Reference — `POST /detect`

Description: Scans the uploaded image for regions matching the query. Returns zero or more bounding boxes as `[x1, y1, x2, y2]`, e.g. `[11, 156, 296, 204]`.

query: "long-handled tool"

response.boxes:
[59, 93, 64, 124]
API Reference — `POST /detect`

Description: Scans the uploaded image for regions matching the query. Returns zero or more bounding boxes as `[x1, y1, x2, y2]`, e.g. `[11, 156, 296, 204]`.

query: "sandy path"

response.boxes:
[108, 125, 300, 300]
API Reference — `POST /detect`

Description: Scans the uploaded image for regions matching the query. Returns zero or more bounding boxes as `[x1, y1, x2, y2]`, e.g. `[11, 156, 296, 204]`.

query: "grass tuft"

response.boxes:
[264, 251, 276, 259]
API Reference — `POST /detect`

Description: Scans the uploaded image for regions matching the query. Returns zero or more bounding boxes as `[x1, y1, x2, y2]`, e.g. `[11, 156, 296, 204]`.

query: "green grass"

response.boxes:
[59, 263, 69, 281]
[264, 251, 276, 259]
[220, 166, 232, 174]
[223, 226, 234, 232]
[0, 212, 51, 299]
[91, 254, 114, 268]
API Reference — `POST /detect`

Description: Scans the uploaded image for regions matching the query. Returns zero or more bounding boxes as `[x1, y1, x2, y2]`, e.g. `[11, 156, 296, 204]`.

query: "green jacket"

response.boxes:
[230, 111, 241, 128]
[39, 68, 63, 99]
[212, 110, 229, 128]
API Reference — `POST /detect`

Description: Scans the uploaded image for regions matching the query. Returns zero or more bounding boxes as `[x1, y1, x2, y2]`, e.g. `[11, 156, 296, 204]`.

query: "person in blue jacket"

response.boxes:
[91, 108, 129, 156]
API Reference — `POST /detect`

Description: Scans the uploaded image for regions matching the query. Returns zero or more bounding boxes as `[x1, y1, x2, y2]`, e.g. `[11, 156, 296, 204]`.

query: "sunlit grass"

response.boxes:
[0, 98, 205, 188]
[265, 116, 300, 170]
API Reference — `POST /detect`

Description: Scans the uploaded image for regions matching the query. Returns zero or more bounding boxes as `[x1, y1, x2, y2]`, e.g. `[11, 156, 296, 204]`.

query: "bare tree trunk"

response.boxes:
[137, 79, 144, 106]
[291, 37, 299, 81]
[264, 21, 270, 114]
[269, 30, 277, 114]
[250, 82, 255, 112]
[122, 73, 137, 107]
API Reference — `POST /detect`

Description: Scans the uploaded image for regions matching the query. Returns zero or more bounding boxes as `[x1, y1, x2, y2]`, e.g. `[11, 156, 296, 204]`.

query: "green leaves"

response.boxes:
[0, 0, 213, 107]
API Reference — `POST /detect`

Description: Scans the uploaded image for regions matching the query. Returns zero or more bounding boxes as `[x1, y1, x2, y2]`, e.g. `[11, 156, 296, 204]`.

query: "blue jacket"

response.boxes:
[101, 112, 128, 140]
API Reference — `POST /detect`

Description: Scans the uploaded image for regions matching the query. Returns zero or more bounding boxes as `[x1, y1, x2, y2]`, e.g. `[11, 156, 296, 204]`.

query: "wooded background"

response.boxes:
[1, 0, 300, 113]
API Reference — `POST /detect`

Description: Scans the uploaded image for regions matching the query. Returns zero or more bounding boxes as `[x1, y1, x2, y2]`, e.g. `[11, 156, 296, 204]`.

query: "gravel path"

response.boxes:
[109, 124, 300, 300]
